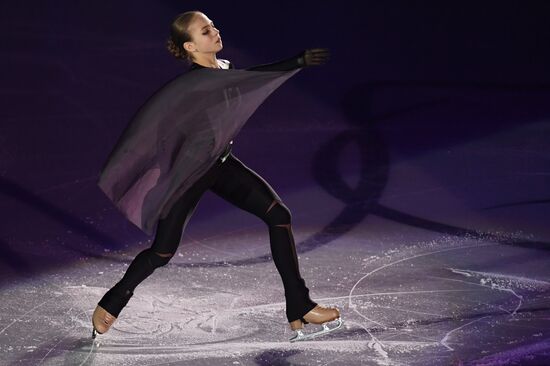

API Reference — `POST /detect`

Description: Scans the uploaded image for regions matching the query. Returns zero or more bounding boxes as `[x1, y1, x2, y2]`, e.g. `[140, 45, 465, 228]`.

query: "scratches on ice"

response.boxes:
[448, 267, 550, 290]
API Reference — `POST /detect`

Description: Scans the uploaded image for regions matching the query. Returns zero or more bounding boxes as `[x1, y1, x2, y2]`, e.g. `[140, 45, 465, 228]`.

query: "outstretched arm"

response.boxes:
[245, 48, 330, 72]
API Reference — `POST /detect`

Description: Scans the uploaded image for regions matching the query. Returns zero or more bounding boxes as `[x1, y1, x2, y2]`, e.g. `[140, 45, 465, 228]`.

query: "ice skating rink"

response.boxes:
[2, 2, 550, 365]
[1, 87, 549, 365]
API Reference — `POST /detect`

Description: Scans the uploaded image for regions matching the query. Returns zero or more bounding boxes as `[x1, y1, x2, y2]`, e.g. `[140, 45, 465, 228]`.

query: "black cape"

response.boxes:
[97, 66, 301, 235]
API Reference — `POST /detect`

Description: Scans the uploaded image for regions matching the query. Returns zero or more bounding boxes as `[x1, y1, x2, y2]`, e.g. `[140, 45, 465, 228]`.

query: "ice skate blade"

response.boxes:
[289, 317, 343, 342]
[92, 325, 104, 339]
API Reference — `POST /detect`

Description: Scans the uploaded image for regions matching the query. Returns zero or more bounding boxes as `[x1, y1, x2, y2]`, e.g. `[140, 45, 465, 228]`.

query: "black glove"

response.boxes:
[297, 48, 330, 67]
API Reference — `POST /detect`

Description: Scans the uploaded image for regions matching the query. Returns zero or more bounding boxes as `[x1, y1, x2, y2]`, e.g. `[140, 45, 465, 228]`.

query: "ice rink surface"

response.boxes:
[1, 33, 549, 364]
[0, 2, 550, 358]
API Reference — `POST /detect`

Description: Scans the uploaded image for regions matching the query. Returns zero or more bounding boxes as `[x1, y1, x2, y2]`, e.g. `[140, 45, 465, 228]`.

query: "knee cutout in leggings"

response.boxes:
[265, 199, 292, 229]
[276, 223, 291, 230]
[146, 250, 173, 267]
[265, 199, 278, 214]
[155, 252, 173, 258]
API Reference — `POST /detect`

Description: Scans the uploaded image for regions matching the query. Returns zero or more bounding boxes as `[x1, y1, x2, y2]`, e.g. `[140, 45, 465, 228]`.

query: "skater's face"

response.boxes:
[184, 13, 223, 57]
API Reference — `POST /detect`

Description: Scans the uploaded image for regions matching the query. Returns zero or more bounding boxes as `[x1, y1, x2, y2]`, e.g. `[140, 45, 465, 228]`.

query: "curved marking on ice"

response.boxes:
[347, 243, 496, 359]
[440, 315, 491, 351]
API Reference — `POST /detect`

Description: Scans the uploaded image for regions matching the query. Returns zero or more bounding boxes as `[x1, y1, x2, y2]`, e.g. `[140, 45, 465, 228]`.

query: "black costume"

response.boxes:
[97, 52, 317, 323]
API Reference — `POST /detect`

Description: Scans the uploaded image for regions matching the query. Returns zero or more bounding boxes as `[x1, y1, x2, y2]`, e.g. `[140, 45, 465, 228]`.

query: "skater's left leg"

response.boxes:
[210, 154, 317, 323]
[262, 199, 320, 322]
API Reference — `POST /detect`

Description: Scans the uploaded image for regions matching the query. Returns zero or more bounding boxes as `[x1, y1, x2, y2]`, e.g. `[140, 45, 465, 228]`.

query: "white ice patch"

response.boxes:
[448, 268, 550, 292]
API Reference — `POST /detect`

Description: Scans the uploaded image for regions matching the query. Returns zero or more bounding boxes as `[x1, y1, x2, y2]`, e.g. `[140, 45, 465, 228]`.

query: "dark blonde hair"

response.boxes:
[166, 11, 202, 64]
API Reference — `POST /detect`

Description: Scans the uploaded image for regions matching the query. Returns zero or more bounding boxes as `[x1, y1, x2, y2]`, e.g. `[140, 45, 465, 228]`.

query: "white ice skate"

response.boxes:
[289, 317, 343, 342]
[289, 305, 343, 342]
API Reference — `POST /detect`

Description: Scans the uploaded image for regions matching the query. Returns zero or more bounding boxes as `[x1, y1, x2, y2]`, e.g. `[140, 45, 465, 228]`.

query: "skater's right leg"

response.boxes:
[97, 247, 173, 317]
[92, 246, 175, 337]
[93, 164, 220, 336]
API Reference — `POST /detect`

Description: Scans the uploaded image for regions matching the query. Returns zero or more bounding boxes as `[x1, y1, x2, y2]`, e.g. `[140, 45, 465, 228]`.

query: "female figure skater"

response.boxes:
[92, 10, 341, 342]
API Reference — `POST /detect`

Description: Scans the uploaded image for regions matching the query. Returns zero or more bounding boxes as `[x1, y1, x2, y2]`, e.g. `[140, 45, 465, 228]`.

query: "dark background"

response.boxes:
[1, 1, 549, 283]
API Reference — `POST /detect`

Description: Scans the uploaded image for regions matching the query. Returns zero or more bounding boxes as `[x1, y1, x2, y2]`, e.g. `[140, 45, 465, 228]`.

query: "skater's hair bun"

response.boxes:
[166, 10, 202, 64]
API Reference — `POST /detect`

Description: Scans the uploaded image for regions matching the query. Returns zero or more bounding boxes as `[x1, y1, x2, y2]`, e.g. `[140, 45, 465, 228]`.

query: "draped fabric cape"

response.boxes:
[97, 67, 301, 235]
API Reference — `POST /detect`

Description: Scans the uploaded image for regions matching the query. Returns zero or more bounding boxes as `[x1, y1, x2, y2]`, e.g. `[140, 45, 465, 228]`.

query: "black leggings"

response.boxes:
[98, 153, 317, 322]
